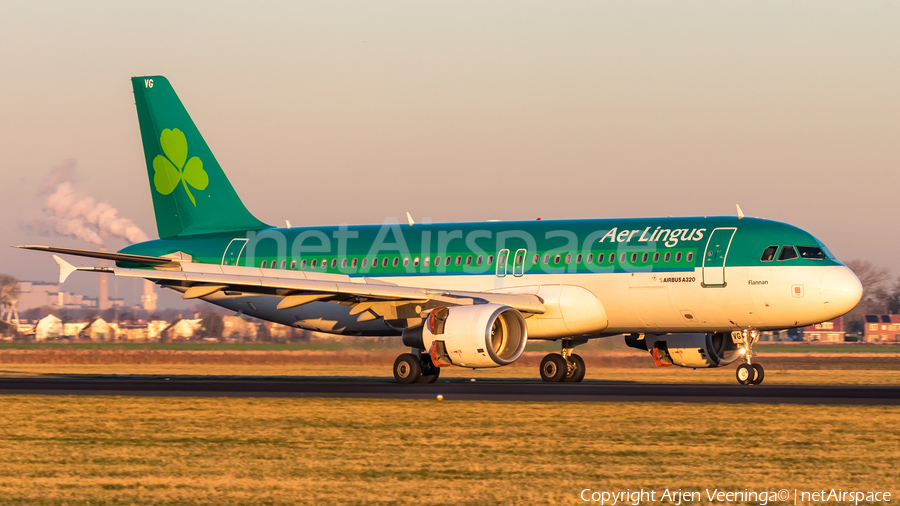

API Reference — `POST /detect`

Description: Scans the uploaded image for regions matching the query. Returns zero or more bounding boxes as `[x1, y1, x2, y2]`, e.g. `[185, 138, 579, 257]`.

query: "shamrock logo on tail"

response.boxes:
[152, 128, 209, 206]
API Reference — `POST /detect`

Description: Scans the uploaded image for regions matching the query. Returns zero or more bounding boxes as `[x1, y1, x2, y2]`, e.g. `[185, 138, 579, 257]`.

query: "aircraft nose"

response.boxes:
[820, 266, 863, 317]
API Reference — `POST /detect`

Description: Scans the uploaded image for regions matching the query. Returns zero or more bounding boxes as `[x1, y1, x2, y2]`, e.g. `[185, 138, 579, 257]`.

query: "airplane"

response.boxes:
[20, 75, 863, 385]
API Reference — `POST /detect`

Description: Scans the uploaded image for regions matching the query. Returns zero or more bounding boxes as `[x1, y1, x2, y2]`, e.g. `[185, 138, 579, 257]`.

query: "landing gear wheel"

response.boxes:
[419, 369, 441, 383]
[393, 354, 422, 384]
[736, 363, 754, 385]
[540, 353, 568, 383]
[564, 353, 586, 383]
[751, 363, 765, 385]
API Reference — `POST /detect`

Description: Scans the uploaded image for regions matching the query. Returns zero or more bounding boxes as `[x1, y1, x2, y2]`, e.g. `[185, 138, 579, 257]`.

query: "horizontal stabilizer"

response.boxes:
[17, 245, 176, 265]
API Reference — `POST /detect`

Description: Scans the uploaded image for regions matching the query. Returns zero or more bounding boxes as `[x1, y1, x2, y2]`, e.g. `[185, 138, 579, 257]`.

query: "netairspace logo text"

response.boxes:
[580, 488, 892, 505]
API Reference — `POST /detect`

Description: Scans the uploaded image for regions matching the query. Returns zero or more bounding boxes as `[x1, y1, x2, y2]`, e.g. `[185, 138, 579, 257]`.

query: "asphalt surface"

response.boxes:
[0, 376, 898, 404]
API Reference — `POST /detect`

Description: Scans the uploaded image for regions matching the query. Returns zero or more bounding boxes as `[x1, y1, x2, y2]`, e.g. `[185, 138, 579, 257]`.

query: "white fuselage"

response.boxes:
[203, 263, 860, 339]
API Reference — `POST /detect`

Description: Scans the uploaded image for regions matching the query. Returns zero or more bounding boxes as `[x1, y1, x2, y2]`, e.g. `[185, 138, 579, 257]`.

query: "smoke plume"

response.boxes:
[23, 160, 150, 245]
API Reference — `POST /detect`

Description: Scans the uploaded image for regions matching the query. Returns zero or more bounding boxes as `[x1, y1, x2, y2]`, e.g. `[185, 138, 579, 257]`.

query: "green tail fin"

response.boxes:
[131, 76, 270, 238]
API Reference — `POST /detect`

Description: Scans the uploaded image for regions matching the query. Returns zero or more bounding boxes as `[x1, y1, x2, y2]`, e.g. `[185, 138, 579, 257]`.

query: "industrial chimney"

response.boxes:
[98, 244, 110, 310]
[142, 280, 157, 312]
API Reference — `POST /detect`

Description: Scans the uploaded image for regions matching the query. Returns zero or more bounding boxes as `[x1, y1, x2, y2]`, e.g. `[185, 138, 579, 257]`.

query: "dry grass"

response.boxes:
[0, 396, 896, 505]
[2, 363, 900, 385]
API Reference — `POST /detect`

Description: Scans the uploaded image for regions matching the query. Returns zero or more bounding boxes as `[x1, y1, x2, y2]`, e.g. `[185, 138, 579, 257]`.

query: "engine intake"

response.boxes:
[402, 304, 528, 368]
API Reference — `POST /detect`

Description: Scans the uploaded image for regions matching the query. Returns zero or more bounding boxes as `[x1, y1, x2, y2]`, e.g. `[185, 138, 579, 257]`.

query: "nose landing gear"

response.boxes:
[733, 330, 764, 385]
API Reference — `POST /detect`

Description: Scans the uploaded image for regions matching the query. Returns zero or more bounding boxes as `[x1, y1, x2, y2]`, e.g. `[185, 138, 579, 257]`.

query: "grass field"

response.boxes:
[0, 396, 896, 505]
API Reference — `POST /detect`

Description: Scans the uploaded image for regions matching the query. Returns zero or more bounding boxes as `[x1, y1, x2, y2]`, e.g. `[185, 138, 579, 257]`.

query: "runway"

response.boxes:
[0, 376, 898, 404]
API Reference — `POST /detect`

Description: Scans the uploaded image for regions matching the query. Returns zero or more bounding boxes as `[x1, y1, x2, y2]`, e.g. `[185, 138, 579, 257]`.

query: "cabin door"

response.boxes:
[496, 249, 509, 277]
[701, 228, 736, 287]
[222, 238, 248, 266]
[512, 249, 527, 277]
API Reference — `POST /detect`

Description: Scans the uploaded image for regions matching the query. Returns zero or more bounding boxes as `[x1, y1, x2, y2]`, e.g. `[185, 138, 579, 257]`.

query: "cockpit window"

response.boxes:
[778, 245, 798, 261]
[797, 246, 826, 260]
[760, 246, 778, 262]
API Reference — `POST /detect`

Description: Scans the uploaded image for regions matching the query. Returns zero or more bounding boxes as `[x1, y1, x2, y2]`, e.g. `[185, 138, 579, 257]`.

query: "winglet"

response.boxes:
[736, 204, 745, 219]
[406, 212, 415, 226]
[53, 255, 78, 284]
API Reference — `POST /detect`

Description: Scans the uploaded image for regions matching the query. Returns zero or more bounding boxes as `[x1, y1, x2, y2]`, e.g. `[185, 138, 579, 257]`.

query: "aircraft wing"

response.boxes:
[47, 254, 547, 315]
[17, 245, 179, 266]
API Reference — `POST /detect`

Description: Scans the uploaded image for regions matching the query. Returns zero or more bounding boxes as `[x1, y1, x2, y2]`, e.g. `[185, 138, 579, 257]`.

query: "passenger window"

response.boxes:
[279, 260, 285, 269]
[435, 256, 441, 266]
[565, 254, 571, 264]
[372, 257, 377, 268]
[533, 254, 539, 264]
[403, 258, 409, 267]
[331, 259, 337, 269]
[466, 255, 472, 266]
[413, 257, 419, 267]
[311, 259, 317, 268]
[597, 253, 604, 263]
[424, 256, 430, 267]
[487, 255, 494, 265]
[323, 259, 328, 269]
[686, 252, 693, 262]
[652, 252, 659, 262]
[455, 256, 461, 266]
[760, 245, 778, 262]
[675, 252, 682, 262]
[797, 246, 825, 260]
[361, 258, 367, 268]
[778, 245, 798, 261]
[301, 259, 307, 269]
[664, 252, 671, 262]
[576, 253, 583, 264]
[351, 258, 358, 268]
[630, 253, 637, 263]
[392, 257, 399, 267]
[641, 253, 648, 263]
[383, 257, 389, 267]
[476, 255, 483, 266]
[609, 254, 615, 264]
[290, 260, 297, 269]
[260, 260, 267, 268]
[446, 256, 452, 267]
[554, 254, 561, 265]
[543, 254, 550, 264]
[586, 253, 593, 263]
[620, 253, 626, 263]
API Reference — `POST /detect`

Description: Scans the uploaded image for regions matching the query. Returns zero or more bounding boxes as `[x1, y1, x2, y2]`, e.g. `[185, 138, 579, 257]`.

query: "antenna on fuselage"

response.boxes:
[406, 212, 415, 226]
[736, 204, 745, 219]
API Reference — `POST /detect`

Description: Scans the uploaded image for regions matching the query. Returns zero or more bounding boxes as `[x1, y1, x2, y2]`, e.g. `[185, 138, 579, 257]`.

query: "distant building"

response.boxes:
[160, 318, 202, 341]
[222, 316, 257, 341]
[34, 314, 63, 341]
[147, 320, 170, 341]
[79, 318, 115, 341]
[863, 315, 900, 343]
[802, 317, 846, 342]
[16, 281, 122, 310]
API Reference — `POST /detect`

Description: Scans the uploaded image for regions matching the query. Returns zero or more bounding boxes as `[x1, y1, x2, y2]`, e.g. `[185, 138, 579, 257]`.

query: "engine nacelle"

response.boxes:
[626, 332, 741, 368]
[402, 304, 528, 368]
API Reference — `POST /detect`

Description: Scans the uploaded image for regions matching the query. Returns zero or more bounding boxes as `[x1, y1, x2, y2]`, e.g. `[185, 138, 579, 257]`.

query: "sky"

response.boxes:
[1, 1, 898, 308]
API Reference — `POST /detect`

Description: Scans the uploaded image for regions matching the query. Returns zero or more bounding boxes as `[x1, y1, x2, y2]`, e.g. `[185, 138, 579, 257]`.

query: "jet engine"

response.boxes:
[625, 332, 741, 368]
[402, 304, 528, 368]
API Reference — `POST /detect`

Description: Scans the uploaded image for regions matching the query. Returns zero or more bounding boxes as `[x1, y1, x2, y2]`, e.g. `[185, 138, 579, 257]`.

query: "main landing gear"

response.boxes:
[540, 339, 587, 383]
[393, 351, 441, 384]
[733, 330, 764, 385]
